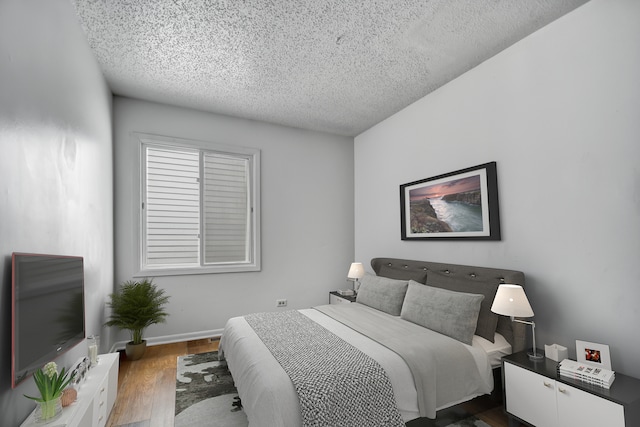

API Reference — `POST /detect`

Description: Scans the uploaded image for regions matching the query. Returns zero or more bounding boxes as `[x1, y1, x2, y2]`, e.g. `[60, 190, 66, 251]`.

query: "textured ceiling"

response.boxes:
[71, 0, 588, 136]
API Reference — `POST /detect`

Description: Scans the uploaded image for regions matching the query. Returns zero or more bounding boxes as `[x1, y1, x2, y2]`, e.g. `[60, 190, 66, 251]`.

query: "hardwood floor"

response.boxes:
[455, 397, 517, 427]
[106, 338, 219, 427]
[106, 339, 521, 427]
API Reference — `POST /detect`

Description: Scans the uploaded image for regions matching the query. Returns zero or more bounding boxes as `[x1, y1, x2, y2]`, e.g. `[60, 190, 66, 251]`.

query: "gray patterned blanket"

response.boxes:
[244, 310, 405, 427]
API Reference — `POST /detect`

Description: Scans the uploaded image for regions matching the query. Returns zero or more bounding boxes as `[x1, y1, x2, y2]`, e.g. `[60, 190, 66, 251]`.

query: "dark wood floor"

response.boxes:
[106, 339, 521, 427]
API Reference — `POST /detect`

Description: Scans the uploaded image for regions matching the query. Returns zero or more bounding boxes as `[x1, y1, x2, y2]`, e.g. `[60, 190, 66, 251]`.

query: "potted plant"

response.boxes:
[105, 278, 170, 360]
[24, 361, 75, 422]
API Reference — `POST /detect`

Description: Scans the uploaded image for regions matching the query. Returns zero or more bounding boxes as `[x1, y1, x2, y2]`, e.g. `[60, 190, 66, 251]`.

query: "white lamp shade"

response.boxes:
[347, 262, 365, 279]
[491, 284, 534, 317]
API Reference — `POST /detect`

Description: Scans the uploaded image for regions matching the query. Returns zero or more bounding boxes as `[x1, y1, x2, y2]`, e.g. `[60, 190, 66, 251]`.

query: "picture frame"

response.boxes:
[400, 162, 501, 240]
[576, 340, 612, 371]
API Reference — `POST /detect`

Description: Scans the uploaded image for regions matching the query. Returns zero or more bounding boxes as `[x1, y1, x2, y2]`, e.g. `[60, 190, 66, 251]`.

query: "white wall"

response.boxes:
[0, 1, 113, 425]
[355, 0, 640, 378]
[113, 97, 354, 345]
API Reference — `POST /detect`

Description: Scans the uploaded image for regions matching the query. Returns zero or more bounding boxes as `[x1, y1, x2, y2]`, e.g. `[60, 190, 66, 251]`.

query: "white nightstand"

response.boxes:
[502, 351, 640, 427]
[329, 291, 357, 304]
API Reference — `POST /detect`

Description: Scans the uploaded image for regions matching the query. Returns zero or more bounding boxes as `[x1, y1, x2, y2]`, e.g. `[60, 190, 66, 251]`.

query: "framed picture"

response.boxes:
[400, 162, 501, 240]
[576, 340, 612, 370]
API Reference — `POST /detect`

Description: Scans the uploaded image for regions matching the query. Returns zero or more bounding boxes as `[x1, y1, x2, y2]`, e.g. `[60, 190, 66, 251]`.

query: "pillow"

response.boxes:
[378, 264, 428, 284]
[426, 277, 500, 343]
[355, 273, 408, 316]
[400, 281, 484, 345]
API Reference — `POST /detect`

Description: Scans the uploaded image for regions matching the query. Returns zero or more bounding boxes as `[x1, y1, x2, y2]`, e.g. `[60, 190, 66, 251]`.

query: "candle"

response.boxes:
[89, 345, 98, 366]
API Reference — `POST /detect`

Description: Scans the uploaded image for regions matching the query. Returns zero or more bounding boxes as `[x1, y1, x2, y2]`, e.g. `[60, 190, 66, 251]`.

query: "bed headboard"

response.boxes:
[371, 257, 526, 353]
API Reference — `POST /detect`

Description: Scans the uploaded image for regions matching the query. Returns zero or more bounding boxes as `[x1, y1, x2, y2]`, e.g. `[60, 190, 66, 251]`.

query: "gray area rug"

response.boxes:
[175, 351, 247, 427]
[175, 350, 492, 427]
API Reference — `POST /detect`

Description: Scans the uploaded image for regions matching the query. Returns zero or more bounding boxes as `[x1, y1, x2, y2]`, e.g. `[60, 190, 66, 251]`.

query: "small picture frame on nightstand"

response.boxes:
[576, 340, 612, 370]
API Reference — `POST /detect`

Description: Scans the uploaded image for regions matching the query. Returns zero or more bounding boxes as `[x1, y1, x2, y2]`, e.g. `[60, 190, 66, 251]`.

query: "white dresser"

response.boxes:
[21, 353, 119, 427]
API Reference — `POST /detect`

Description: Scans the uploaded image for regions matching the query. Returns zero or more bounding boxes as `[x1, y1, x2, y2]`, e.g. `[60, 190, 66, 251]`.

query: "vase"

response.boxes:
[61, 387, 77, 407]
[34, 397, 62, 424]
[125, 340, 147, 361]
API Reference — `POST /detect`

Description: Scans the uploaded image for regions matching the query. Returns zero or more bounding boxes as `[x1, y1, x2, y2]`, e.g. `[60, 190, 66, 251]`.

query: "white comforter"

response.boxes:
[219, 305, 494, 426]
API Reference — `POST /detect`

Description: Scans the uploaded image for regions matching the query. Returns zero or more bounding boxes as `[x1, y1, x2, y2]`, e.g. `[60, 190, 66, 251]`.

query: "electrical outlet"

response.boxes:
[276, 299, 287, 307]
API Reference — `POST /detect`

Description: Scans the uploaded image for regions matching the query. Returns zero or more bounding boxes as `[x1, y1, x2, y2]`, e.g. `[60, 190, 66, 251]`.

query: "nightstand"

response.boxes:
[502, 350, 640, 427]
[329, 291, 357, 304]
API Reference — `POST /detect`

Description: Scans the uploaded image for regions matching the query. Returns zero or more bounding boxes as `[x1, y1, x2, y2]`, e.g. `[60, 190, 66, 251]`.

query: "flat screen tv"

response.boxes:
[12, 252, 85, 388]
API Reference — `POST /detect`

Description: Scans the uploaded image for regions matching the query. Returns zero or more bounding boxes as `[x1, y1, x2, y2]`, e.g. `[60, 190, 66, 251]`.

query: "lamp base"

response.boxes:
[527, 350, 544, 361]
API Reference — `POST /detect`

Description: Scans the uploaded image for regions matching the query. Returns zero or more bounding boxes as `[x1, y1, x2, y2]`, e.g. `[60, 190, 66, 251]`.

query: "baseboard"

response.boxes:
[108, 328, 224, 352]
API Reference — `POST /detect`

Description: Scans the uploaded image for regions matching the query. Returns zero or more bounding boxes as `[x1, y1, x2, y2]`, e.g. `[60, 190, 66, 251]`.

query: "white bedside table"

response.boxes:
[502, 351, 640, 427]
[329, 291, 357, 304]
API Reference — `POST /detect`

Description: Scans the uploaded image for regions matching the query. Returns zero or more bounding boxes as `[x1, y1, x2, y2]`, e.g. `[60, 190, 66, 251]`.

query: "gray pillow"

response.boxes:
[426, 277, 499, 343]
[400, 281, 484, 345]
[356, 273, 408, 316]
[378, 264, 428, 284]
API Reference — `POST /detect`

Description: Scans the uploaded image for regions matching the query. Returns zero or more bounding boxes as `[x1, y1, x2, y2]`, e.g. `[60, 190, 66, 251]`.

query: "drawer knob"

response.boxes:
[543, 381, 552, 388]
[558, 387, 567, 393]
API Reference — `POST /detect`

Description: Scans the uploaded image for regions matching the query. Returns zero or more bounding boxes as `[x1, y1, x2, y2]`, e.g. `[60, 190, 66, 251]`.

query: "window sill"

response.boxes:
[135, 263, 261, 277]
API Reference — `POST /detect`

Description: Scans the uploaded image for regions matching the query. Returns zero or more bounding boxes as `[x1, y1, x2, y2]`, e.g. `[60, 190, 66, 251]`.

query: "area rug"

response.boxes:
[175, 351, 247, 427]
[175, 350, 491, 427]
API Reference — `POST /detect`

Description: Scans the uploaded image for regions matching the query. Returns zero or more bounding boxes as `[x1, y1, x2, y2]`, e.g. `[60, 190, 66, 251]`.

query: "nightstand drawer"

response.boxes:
[504, 361, 559, 427]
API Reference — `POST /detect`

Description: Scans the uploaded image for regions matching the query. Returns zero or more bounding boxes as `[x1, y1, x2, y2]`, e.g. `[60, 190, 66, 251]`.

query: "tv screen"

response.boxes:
[12, 253, 85, 388]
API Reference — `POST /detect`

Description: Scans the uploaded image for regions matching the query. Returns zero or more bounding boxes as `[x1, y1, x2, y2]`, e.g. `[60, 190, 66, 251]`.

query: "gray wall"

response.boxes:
[355, 0, 640, 379]
[0, 1, 113, 426]
[112, 97, 354, 346]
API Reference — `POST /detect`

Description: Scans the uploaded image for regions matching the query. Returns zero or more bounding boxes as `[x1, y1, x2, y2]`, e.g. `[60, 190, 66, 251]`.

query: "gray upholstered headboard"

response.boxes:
[371, 257, 526, 353]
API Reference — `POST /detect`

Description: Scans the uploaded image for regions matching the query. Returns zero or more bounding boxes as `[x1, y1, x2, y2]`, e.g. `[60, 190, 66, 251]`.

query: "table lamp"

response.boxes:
[347, 262, 365, 293]
[491, 284, 543, 361]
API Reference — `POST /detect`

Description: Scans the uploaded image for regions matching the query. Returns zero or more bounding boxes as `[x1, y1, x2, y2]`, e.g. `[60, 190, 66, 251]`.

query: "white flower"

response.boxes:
[43, 362, 58, 379]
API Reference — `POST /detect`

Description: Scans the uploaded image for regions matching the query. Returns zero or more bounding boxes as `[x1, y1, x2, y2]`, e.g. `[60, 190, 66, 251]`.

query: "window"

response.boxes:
[136, 133, 260, 275]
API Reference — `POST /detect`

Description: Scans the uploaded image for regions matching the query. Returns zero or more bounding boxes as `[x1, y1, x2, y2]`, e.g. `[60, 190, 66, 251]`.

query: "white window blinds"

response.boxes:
[203, 153, 250, 264]
[140, 136, 260, 275]
[144, 146, 200, 267]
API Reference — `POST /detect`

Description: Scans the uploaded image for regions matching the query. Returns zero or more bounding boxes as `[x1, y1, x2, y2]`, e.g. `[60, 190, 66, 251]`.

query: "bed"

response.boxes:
[219, 257, 526, 426]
